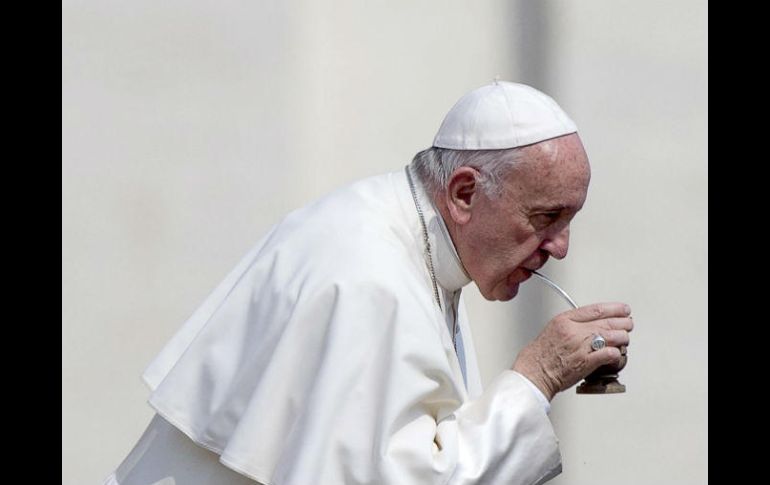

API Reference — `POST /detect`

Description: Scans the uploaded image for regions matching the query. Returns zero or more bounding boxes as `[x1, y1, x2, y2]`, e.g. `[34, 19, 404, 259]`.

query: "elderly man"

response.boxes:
[104, 81, 632, 485]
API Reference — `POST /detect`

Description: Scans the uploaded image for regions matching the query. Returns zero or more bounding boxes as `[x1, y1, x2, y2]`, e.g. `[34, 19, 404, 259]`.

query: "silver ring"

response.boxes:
[590, 334, 606, 351]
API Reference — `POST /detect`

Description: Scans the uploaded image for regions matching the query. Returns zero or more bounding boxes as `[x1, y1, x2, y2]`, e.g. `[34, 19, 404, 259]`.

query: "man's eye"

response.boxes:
[531, 212, 561, 228]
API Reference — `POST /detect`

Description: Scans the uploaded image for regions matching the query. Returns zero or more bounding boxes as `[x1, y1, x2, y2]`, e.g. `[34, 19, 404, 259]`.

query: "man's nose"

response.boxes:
[540, 226, 570, 260]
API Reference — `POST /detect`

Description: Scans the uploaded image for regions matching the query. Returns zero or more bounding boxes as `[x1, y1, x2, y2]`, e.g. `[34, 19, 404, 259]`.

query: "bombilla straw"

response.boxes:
[532, 271, 579, 309]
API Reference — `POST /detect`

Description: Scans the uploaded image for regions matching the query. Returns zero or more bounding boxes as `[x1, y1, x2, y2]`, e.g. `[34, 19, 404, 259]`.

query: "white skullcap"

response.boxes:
[433, 81, 577, 150]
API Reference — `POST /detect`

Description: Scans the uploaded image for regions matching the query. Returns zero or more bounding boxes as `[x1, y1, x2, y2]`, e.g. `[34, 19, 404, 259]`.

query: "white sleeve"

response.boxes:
[452, 371, 560, 484]
[513, 371, 552, 414]
[384, 370, 562, 485]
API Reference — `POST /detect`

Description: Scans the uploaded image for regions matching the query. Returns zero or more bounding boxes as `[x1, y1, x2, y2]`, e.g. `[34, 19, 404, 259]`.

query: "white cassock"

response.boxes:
[104, 167, 562, 485]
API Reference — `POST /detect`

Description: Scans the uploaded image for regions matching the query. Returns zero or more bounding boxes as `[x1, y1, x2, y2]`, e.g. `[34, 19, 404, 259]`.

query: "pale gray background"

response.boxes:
[62, 1, 707, 484]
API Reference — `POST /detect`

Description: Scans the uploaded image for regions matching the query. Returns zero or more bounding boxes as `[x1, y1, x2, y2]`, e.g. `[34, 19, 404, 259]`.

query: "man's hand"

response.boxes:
[512, 302, 633, 401]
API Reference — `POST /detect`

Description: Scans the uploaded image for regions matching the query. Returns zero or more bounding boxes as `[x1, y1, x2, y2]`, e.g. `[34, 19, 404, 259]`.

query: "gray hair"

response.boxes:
[411, 146, 525, 198]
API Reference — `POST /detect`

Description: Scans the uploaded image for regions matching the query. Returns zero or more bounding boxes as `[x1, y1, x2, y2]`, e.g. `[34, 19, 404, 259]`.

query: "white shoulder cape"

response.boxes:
[142, 169, 562, 485]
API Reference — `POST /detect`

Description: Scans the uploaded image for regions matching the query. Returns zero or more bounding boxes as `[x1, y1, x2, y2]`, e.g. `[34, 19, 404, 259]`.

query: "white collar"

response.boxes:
[408, 167, 472, 293]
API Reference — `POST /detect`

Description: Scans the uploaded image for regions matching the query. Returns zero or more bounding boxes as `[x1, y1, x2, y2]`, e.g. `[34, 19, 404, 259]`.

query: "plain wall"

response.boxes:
[62, 1, 707, 484]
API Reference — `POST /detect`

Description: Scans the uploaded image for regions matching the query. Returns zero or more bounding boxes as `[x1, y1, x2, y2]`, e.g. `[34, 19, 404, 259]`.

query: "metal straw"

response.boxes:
[532, 271, 579, 309]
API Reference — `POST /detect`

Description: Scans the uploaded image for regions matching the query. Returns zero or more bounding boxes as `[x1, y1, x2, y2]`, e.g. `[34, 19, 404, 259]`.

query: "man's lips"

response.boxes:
[521, 265, 544, 278]
[507, 267, 535, 286]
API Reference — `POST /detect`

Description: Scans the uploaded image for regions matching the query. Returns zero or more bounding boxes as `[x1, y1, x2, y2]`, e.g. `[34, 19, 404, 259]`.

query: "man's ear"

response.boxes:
[445, 167, 480, 225]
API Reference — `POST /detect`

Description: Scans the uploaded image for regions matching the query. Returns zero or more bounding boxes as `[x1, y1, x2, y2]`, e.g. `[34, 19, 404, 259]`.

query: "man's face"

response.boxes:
[455, 134, 591, 301]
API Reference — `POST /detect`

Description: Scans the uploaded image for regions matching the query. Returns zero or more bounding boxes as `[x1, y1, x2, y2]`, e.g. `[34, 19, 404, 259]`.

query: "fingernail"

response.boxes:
[624, 304, 631, 314]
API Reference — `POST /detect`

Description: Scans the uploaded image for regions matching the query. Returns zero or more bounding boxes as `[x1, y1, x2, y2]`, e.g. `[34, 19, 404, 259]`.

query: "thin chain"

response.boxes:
[405, 166, 442, 312]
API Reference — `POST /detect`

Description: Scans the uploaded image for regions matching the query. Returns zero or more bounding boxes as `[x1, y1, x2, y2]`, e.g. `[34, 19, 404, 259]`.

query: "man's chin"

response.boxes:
[501, 283, 520, 301]
[483, 282, 520, 302]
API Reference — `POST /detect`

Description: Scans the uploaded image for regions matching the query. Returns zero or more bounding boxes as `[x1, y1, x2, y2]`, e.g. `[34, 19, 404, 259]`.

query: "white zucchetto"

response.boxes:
[433, 81, 577, 150]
